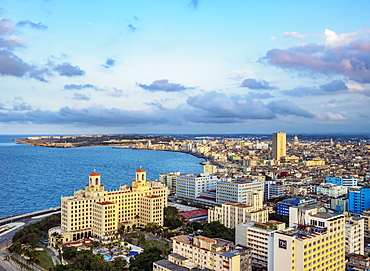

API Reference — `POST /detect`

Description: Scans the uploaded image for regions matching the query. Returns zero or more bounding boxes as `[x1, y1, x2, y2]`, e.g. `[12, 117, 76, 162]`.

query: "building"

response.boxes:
[277, 197, 316, 215]
[208, 190, 267, 228]
[264, 180, 285, 201]
[216, 179, 264, 205]
[163, 235, 252, 271]
[159, 171, 180, 189]
[326, 177, 358, 187]
[274, 206, 345, 271]
[236, 220, 285, 270]
[331, 197, 347, 214]
[349, 188, 370, 214]
[345, 216, 364, 255]
[361, 209, 370, 240]
[316, 183, 348, 198]
[272, 132, 286, 161]
[176, 173, 218, 201]
[51, 168, 168, 243]
[346, 253, 370, 271]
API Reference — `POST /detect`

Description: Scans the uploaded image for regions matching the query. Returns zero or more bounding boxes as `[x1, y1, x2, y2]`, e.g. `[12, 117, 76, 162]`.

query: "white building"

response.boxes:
[345, 216, 364, 255]
[208, 190, 267, 228]
[176, 173, 218, 201]
[216, 179, 264, 205]
[316, 183, 348, 198]
[159, 171, 180, 189]
[236, 220, 285, 270]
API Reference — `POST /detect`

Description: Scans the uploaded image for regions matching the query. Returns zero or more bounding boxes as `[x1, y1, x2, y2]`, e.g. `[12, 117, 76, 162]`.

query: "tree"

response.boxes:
[129, 246, 163, 271]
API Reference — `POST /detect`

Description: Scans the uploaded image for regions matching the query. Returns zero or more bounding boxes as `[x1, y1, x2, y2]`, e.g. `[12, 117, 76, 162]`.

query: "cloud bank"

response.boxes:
[137, 79, 195, 92]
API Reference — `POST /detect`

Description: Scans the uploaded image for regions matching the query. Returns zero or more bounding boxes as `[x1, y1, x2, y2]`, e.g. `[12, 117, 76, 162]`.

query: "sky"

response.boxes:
[1, 0, 370, 135]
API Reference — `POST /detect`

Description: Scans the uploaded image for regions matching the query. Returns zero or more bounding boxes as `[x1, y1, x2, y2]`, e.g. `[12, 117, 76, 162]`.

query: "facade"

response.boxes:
[349, 188, 370, 214]
[53, 168, 168, 242]
[264, 180, 285, 201]
[176, 173, 218, 201]
[316, 183, 348, 198]
[346, 254, 370, 271]
[345, 216, 364, 255]
[272, 132, 286, 161]
[208, 190, 267, 227]
[331, 197, 347, 214]
[165, 235, 252, 271]
[159, 171, 180, 189]
[216, 179, 264, 205]
[277, 197, 316, 215]
[361, 209, 370, 239]
[326, 177, 357, 187]
[236, 220, 285, 270]
[274, 206, 345, 271]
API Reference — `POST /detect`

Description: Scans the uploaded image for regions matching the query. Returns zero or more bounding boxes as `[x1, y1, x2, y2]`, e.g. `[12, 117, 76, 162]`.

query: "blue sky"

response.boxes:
[1, 0, 370, 134]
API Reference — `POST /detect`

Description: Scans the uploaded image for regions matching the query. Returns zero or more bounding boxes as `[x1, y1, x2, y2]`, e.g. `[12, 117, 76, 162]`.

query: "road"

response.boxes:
[0, 209, 61, 271]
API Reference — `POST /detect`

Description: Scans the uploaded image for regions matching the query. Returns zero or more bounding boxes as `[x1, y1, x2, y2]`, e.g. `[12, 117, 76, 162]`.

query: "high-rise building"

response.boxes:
[236, 220, 285, 270]
[274, 206, 346, 271]
[345, 216, 364, 255]
[272, 132, 286, 161]
[50, 168, 167, 243]
[361, 209, 370, 240]
[349, 188, 370, 214]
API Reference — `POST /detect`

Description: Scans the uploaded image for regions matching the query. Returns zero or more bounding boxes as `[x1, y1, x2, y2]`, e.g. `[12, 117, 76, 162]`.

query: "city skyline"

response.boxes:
[1, 0, 370, 135]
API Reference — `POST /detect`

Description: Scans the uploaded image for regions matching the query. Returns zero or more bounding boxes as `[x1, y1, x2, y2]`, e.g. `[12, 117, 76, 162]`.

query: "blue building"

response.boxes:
[277, 197, 316, 215]
[326, 177, 357, 186]
[348, 188, 370, 214]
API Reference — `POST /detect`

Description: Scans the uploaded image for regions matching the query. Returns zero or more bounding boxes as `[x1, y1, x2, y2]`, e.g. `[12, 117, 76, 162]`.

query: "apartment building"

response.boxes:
[208, 190, 268, 227]
[316, 183, 348, 198]
[345, 216, 364, 255]
[51, 168, 167, 243]
[236, 220, 285, 270]
[176, 173, 218, 201]
[159, 171, 180, 189]
[349, 188, 370, 214]
[326, 177, 358, 187]
[158, 235, 252, 271]
[361, 209, 370, 239]
[274, 206, 345, 271]
[216, 179, 264, 205]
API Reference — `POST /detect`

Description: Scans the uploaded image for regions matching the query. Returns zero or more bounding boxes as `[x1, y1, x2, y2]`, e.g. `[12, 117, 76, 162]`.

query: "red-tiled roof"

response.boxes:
[136, 168, 146, 172]
[179, 209, 208, 219]
[89, 172, 100, 176]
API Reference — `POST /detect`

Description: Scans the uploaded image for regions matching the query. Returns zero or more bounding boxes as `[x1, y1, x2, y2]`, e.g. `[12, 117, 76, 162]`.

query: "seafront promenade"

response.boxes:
[0, 207, 61, 271]
[0, 207, 61, 227]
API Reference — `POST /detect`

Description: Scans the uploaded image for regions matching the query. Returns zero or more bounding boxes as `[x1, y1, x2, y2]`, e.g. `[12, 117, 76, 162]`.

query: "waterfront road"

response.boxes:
[0, 208, 61, 271]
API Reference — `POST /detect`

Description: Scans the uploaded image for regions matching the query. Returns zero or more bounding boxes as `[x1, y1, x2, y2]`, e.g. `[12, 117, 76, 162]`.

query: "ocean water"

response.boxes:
[0, 135, 204, 219]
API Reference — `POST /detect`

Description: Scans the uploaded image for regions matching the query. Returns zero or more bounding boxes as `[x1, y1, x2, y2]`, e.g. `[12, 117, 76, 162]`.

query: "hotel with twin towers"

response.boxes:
[50, 167, 168, 243]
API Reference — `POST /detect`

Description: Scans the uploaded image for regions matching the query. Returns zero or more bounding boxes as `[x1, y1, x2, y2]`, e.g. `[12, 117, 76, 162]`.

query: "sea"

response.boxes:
[0, 134, 204, 219]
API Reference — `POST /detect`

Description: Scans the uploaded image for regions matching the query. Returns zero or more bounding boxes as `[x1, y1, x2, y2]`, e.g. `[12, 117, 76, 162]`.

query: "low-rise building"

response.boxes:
[160, 235, 252, 271]
[216, 179, 264, 205]
[316, 183, 348, 198]
[208, 190, 268, 227]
